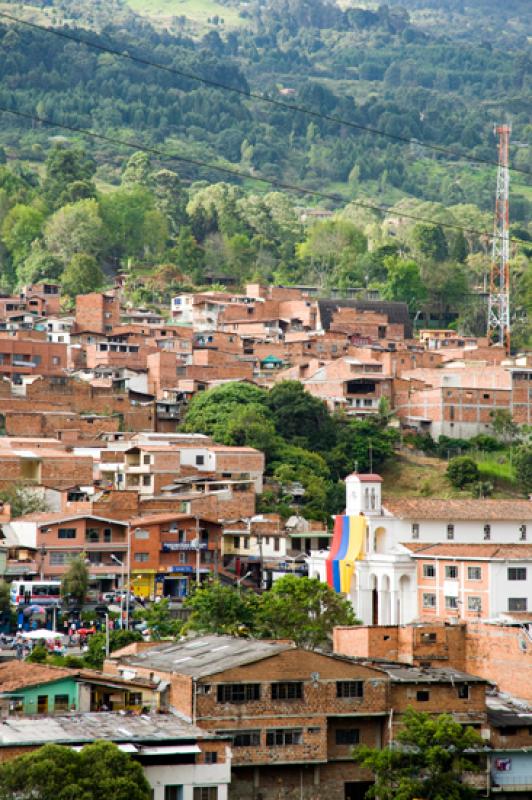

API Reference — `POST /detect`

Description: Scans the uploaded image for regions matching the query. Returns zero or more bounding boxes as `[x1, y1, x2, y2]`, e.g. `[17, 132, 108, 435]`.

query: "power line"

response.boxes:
[1, 9, 530, 177]
[0, 104, 527, 247]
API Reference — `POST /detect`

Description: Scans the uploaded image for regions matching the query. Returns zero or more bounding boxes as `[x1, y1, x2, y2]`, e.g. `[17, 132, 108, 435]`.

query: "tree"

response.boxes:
[61, 555, 89, 606]
[182, 382, 268, 440]
[100, 187, 160, 263]
[84, 629, 143, 670]
[61, 253, 104, 297]
[0, 483, 48, 517]
[17, 242, 63, 286]
[133, 598, 181, 640]
[514, 444, 532, 495]
[121, 151, 152, 189]
[44, 199, 106, 264]
[382, 256, 427, 314]
[0, 741, 151, 800]
[256, 575, 357, 650]
[267, 381, 337, 452]
[353, 708, 483, 800]
[490, 409, 519, 445]
[446, 456, 480, 489]
[184, 581, 259, 636]
[152, 169, 188, 235]
[169, 227, 204, 281]
[224, 404, 279, 458]
[43, 146, 96, 210]
[411, 223, 449, 261]
[1, 204, 44, 268]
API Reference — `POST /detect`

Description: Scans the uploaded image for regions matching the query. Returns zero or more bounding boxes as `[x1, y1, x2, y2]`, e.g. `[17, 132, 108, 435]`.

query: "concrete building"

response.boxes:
[0, 711, 231, 800]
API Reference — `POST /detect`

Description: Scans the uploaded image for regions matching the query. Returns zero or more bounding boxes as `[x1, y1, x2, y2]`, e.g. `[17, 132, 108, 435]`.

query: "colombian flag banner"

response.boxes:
[326, 515, 365, 593]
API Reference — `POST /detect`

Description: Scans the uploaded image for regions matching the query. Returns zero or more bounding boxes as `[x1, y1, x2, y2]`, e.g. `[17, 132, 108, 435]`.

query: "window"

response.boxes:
[50, 552, 70, 566]
[336, 681, 363, 698]
[458, 685, 469, 699]
[421, 632, 437, 643]
[143, 454, 150, 465]
[178, 552, 187, 564]
[468, 597, 482, 612]
[142, 475, 151, 486]
[468, 566, 482, 581]
[447, 524, 454, 540]
[519, 525, 527, 541]
[335, 729, 360, 745]
[445, 596, 458, 609]
[193, 789, 217, 800]
[54, 694, 70, 711]
[484, 524, 491, 541]
[58, 528, 76, 539]
[423, 593, 436, 608]
[271, 682, 303, 700]
[103, 528, 112, 543]
[416, 690, 430, 701]
[86, 528, 99, 543]
[266, 728, 303, 746]
[412, 523, 420, 539]
[217, 684, 260, 703]
[233, 537, 240, 550]
[134, 553, 149, 563]
[195, 455, 205, 466]
[165, 787, 183, 800]
[204, 752, 217, 764]
[423, 564, 435, 578]
[52, 356, 60, 366]
[508, 567, 527, 581]
[273, 537, 280, 552]
[127, 692, 142, 706]
[499, 728, 517, 737]
[508, 598, 527, 612]
[445, 566, 458, 579]
[224, 730, 261, 747]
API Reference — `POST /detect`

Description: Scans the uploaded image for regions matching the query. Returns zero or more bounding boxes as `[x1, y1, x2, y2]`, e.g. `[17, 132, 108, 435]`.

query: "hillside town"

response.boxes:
[0, 278, 529, 799]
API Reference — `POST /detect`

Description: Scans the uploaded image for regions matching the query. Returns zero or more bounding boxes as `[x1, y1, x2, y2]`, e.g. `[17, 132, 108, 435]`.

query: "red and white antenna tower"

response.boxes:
[487, 123, 511, 352]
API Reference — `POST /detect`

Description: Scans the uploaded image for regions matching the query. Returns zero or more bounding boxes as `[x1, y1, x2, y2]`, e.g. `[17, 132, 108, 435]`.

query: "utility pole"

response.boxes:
[487, 123, 511, 353]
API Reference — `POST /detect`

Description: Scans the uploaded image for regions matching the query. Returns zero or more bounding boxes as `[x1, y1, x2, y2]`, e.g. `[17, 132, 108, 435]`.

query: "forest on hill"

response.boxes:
[0, 0, 529, 344]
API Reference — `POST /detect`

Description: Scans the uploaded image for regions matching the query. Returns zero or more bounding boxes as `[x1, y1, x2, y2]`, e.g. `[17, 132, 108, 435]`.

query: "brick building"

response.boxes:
[6, 512, 128, 594]
[0, 446, 93, 492]
[0, 335, 67, 380]
[75, 292, 120, 335]
[127, 513, 222, 600]
[107, 635, 493, 800]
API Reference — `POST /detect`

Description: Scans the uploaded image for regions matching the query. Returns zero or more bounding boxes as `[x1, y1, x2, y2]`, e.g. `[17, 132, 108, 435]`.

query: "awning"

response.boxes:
[140, 745, 201, 755]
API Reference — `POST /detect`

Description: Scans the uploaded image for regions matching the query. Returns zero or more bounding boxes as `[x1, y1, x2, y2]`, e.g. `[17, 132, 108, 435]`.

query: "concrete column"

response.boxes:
[389, 590, 399, 624]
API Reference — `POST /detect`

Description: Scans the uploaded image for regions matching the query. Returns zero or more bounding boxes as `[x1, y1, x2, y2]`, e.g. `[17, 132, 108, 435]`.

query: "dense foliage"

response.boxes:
[0, 740, 152, 800]
[184, 575, 357, 648]
[182, 380, 398, 519]
[0, 0, 528, 345]
[353, 708, 483, 800]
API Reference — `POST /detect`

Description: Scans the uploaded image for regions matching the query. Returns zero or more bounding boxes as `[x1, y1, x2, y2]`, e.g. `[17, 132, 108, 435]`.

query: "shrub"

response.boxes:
[446, 456, 480, 488]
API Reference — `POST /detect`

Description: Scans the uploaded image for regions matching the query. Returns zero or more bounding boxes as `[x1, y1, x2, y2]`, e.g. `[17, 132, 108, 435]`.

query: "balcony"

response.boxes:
[491, 777, 532, 792]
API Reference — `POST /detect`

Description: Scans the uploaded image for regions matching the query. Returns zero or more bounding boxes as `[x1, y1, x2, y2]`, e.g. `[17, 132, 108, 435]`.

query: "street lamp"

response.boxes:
[236, 571, 252, 594]
[110, 554, 125, 629]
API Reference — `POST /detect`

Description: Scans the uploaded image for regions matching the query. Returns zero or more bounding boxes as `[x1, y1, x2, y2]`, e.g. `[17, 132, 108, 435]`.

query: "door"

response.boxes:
[344, 782, 373, 800]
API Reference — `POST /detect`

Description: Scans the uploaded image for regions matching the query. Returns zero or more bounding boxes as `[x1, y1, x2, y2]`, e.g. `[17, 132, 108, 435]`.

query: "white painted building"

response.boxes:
[308, 474, 532, 626]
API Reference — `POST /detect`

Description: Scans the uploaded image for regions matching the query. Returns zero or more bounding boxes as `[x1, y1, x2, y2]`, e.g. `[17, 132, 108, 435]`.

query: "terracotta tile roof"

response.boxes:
[402, 542, 532, 559]
[384, 498, 532, 521]
[129, 513, 221, 526]
[346, 473, 383, 482]
[0, 661, 74, 693]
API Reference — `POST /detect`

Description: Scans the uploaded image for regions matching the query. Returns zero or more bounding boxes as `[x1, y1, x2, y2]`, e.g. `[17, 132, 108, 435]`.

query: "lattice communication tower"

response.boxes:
[487, 124, 511, 351]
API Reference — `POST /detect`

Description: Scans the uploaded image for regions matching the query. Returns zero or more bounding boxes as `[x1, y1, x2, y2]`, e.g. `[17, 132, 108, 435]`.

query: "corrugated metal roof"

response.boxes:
[118, 635, 293, 678]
